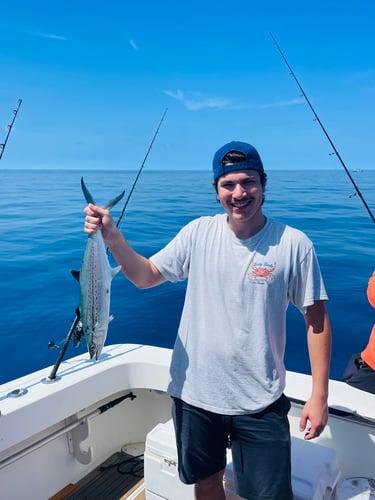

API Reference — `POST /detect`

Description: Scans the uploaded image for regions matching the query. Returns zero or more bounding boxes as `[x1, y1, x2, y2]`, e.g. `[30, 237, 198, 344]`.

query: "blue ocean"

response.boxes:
[1, 168, 374, 384]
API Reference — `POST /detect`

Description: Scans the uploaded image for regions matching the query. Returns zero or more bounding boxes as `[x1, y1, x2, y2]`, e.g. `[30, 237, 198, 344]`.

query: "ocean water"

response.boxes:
[1, 168, 374, 384]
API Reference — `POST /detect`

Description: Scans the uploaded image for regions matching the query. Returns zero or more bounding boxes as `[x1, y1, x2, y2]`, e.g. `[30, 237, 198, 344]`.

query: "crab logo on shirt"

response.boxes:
[249, 262, 277, 284]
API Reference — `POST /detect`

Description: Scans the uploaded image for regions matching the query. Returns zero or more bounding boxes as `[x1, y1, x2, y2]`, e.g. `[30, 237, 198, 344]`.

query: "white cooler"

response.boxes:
[144, 419, 340, 500]
[144, 419, 193, 500]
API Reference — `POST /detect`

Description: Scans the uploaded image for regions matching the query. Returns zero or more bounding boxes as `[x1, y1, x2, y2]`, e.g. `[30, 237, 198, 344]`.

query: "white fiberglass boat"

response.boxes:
[0, 343, 374, 500]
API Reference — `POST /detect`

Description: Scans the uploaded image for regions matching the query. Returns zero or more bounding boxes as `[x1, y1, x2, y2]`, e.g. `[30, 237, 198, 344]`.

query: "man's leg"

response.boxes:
[172, 398, 229, 490]
[195, 469, 225, 500]
[231, 395, 293, 500]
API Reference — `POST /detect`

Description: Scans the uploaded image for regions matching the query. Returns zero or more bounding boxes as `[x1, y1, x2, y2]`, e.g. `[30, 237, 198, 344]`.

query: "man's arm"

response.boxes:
[299, 300, 332, 440]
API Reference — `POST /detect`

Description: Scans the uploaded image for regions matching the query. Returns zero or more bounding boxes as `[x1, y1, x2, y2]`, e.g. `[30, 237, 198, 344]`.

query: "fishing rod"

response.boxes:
[116, 107, 168, 229]
[0, 98, 22, 161]
[270, 33, 375, 224]
[47, 108, 168, 381]
[46, 308, 80, 382]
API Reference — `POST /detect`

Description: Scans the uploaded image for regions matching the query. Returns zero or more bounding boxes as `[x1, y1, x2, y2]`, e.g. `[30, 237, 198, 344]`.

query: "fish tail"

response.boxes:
[104, 190, 125, 210]
[81, 177, 125, 209]
[81, 177, 95, 204]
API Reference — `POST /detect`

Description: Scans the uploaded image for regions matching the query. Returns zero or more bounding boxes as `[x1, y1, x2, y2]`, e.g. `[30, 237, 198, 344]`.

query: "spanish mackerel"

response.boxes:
[72, 178, 125, 360]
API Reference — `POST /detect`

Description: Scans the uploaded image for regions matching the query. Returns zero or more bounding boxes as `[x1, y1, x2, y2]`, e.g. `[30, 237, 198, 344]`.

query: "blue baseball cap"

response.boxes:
[213, 141, 264, 181]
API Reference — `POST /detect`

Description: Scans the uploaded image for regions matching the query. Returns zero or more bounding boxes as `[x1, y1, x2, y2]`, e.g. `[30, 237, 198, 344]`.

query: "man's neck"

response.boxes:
[228, 214, 267, 239]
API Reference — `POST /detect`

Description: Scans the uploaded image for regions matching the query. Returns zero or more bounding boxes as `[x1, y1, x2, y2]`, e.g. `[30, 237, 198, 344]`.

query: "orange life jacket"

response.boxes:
[361, 274, 375, 369]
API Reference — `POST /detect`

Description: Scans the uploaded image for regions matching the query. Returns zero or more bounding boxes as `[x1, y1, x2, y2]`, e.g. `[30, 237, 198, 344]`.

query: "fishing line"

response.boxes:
[116, 107, 168, 229]
[270, 33, 375, 224]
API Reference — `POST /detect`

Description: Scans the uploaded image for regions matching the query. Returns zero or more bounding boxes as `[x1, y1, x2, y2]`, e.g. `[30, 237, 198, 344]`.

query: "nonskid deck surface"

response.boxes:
[55, 451, 145, 500]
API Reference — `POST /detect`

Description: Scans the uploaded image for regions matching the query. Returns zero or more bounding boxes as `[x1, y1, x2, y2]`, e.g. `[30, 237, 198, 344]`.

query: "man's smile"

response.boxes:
[231, 199, 252, 209]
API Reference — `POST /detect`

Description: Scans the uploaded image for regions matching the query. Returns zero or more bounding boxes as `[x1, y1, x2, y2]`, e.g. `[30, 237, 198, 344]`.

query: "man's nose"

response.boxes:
[233, 183, 247, 197]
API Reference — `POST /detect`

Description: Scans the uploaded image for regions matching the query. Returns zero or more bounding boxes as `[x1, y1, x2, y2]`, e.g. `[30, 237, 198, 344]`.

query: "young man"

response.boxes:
[84, 141, 332, 500]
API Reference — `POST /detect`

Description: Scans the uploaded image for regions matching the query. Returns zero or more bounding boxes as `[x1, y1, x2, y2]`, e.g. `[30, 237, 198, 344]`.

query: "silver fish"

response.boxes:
[72, 177, 125, 360]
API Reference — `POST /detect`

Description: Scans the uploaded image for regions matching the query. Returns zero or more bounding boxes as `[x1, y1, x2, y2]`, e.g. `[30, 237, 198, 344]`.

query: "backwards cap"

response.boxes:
[213, 141, 264, 181]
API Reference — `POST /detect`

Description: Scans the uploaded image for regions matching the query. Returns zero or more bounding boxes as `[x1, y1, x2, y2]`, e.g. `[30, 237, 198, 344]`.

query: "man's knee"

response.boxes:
[194, 469, 225, 500]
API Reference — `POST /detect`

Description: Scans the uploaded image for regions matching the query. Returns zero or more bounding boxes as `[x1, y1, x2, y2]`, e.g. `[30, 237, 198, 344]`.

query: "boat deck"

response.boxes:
[51, 451, 145, 500]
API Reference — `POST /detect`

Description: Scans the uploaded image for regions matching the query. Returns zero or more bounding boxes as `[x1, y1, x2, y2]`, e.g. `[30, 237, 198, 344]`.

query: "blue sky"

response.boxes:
[1, 0, 374, 171]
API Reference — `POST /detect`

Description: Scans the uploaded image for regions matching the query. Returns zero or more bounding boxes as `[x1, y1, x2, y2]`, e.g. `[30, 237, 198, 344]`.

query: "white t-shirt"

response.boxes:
[150, 214, 328, 415]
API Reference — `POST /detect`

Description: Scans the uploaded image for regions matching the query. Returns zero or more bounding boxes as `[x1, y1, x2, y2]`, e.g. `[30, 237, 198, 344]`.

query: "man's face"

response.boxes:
[216, 169, 265, 225]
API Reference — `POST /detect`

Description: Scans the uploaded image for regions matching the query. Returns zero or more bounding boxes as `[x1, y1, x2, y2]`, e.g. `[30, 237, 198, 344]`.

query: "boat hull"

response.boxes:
[1, 344, 374, 499]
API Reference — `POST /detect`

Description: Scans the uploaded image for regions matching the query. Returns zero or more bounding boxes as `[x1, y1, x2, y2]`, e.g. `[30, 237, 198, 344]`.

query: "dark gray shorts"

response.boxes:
[342, 353, 375, 394]
[172, 395, 292, 500]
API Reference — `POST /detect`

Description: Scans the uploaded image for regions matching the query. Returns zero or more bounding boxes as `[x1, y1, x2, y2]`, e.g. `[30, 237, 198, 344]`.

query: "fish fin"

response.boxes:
[104, 190, 125, 210]
[81, 177, 95, 204]
[70, 269, 80, 281]
[111, 265, 122, 278]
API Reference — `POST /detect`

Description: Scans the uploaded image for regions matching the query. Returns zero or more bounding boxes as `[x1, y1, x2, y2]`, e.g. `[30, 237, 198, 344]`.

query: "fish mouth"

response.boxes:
[89, 343, 102, 360]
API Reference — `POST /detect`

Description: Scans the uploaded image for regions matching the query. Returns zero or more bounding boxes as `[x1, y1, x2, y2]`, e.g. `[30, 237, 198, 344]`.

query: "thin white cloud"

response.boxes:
[164, 90, 233, 111]
[258, 98, 305, 108]
[129, 39, 139, 51]
[164, 90, 304, 111]
[33, 32, 67, 41]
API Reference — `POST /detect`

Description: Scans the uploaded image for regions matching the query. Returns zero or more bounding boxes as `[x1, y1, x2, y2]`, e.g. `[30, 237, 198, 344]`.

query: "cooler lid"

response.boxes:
[145, 419, 178, 460]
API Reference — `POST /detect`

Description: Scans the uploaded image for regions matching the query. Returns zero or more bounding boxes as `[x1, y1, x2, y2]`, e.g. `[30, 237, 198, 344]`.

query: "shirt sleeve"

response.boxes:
[288, 241, 328, 313]
[150, 222, 194, 282]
